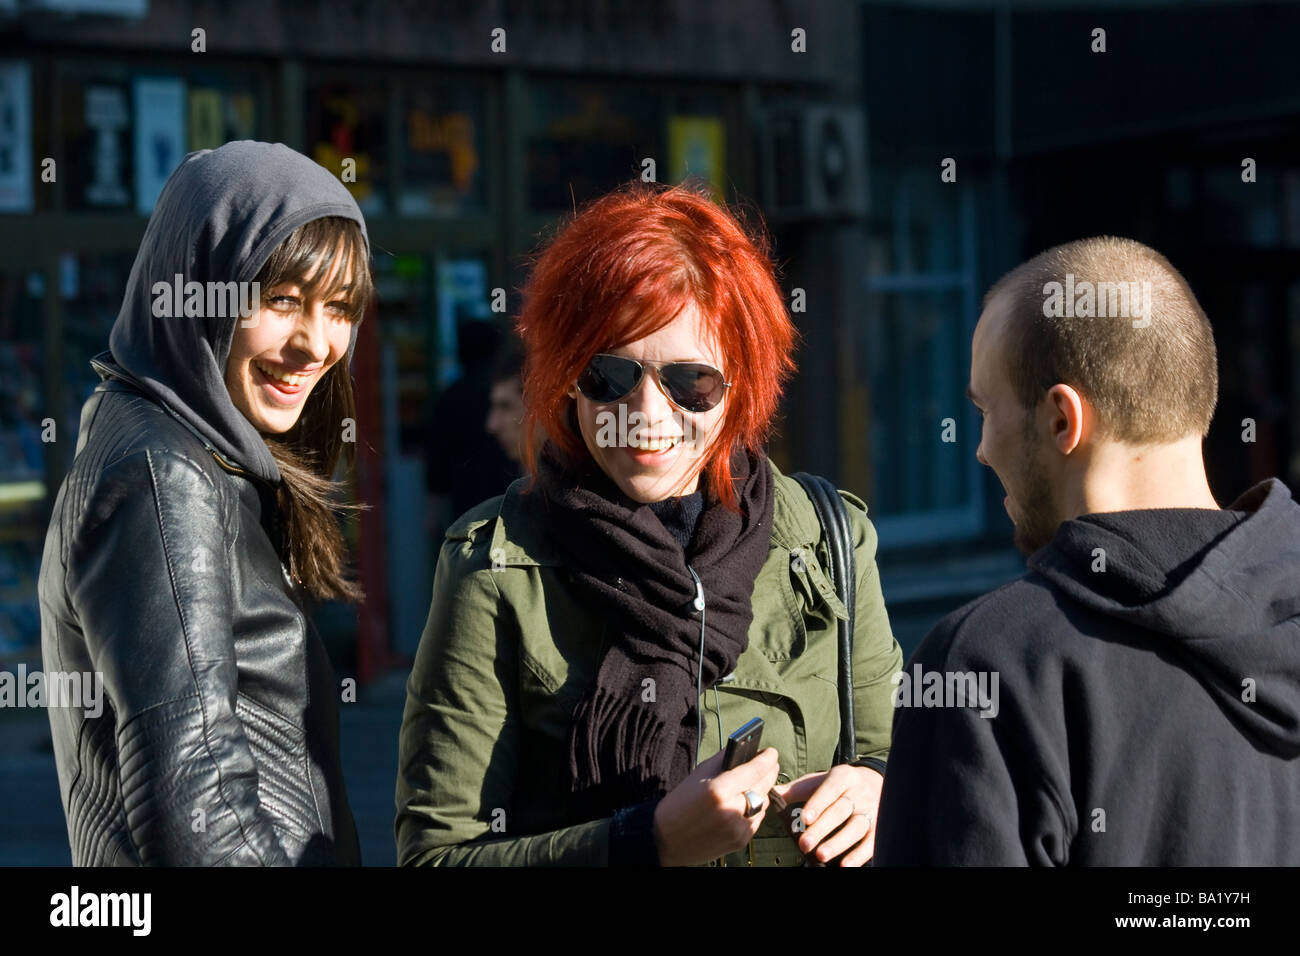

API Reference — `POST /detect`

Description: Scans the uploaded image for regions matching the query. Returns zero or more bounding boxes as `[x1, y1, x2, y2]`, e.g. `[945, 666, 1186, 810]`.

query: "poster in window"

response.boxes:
[435, 258, 489, 389]
[133, 77, 186, 215]
[0, 61, 33, 212]
[188, 87, 223, 151]
[400, 84, 483, 216]
[188, 85, 256, 152]
[307, 82, 386, 215]
[82, 84, 131, 208]
[669, 116, 724, 201]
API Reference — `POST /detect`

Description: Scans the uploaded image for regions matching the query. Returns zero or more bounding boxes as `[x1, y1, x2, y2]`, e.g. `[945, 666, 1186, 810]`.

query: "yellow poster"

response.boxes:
[188, 88, 223, 151]
[669, 116, 725, 200]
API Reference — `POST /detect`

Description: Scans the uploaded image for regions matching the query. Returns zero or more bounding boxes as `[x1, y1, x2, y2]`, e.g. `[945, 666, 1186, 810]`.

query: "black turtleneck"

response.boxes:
[647, 489, 705, 551]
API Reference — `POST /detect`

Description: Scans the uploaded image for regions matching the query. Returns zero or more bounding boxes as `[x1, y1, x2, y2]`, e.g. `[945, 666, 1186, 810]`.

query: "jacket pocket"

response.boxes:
[235, 693, 318, 841]
[518, 645, 586, 742]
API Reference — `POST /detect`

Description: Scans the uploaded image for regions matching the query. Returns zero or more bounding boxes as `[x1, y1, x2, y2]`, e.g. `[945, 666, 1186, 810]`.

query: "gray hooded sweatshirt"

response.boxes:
[107, 139, 369, 483]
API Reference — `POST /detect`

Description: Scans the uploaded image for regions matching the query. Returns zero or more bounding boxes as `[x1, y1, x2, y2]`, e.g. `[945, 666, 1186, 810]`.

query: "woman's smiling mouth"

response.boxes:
[253, 359, 318, 404]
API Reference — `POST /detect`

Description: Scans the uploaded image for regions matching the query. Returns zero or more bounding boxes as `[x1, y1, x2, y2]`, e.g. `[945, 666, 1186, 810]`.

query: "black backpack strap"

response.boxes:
[790, 472, 857, 765]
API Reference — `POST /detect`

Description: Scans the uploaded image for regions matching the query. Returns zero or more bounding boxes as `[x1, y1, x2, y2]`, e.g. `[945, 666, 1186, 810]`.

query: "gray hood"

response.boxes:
[107, 140, 369, 484]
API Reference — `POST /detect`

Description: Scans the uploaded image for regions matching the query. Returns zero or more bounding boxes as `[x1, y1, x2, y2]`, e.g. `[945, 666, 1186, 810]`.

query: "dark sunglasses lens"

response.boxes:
[661, 364, 725, 412]
[576, 355, 642, 403]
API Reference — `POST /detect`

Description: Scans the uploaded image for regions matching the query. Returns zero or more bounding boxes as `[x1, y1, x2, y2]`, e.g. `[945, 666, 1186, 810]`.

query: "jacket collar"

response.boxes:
[89, 350, 275, 488]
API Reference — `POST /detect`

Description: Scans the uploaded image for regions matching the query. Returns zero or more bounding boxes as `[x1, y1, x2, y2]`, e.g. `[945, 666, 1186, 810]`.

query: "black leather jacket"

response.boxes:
[38, 357, 360, 865]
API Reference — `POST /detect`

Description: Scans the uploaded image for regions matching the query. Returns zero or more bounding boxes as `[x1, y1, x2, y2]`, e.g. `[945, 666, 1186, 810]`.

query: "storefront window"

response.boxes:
[305, 76, 388, 216]
[61, 77, 133, 212]
[0, 61, 35, 214]
[370, 250, 493, 655]
[860, 166, 983, 546]
[400, 80, 485, 217]
[59, 253, 134, 465]
[374, 252, 435, 455]
[58, 62, 260, 214]
[526, 80, 664, 211]
[0, 268, 45, 659]
[186, 71, 258, 152]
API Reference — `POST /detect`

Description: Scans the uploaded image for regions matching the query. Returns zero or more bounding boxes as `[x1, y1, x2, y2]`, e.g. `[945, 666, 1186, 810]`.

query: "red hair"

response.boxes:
[516, 181, 798, 510]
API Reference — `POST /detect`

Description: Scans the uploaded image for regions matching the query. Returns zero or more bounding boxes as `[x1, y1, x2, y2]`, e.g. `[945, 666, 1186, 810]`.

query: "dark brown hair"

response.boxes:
[986, 236, 1218, 443]
[254, 216, 373, 602]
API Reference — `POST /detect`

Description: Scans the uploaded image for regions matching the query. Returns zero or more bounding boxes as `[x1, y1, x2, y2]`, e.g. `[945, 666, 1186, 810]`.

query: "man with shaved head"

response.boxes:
[874, 237, 1300, 865]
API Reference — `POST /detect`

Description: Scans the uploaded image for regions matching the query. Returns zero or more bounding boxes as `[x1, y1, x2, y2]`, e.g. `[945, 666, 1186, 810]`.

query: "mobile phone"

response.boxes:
[721, 717, 764, 771]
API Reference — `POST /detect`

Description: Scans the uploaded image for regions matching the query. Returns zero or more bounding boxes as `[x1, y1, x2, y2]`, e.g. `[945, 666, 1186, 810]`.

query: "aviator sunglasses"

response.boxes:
[575, 353, 732, 413]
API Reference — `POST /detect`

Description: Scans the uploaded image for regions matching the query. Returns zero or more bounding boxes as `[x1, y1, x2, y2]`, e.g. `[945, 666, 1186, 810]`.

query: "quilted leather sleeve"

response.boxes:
[66, 448, 292, 866]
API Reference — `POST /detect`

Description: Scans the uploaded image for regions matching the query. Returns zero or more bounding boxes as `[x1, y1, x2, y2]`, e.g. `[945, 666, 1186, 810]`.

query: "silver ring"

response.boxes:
[844, 795, 872, 827]
[742, 789, 763, 817]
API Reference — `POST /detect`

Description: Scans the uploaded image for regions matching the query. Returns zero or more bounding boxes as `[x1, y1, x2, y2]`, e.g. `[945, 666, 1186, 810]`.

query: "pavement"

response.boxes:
[0, 665, 410, 867]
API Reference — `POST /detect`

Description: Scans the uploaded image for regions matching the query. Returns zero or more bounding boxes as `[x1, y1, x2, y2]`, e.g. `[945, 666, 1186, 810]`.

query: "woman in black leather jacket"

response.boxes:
[37, 141, 370, 866]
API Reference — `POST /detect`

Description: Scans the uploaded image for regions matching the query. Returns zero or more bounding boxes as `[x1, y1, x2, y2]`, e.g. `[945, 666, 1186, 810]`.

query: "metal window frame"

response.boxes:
[863, 179, 984, 550]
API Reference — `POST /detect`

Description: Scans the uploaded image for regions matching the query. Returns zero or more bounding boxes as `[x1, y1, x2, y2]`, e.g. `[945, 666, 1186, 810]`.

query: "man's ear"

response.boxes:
[1045, 384, 1086, 455]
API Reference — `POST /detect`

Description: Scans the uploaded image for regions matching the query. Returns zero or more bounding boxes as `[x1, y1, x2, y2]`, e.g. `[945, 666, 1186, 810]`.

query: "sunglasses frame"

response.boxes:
[575, 352, 732, 413]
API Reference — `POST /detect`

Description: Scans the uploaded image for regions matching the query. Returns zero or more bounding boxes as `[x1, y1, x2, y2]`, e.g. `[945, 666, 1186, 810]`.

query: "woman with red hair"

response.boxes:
[396, 182, 902, 866]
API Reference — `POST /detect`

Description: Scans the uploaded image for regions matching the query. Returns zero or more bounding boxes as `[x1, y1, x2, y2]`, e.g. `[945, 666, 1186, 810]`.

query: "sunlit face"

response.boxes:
[224, 253, 356, 435]
[970, 293, 1060, 555]
[486, 377, 525, 463]
[569, 302, 727, 504]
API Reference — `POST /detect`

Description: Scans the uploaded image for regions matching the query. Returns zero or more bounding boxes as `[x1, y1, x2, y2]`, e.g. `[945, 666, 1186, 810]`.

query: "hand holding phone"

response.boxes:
[651, 720, 779, 866]
[721, 717, 764, 772]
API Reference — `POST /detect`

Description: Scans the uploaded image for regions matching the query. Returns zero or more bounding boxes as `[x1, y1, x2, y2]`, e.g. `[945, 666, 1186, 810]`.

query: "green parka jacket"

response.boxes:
[395, 459, 903, 866]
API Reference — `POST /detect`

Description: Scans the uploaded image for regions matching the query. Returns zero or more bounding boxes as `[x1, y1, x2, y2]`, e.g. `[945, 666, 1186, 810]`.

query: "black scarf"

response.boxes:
[535, 442, 774, 817]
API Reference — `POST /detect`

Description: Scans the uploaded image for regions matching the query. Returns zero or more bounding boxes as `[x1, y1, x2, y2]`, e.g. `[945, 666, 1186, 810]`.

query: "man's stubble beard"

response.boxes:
[1010, 421, 1061, 557]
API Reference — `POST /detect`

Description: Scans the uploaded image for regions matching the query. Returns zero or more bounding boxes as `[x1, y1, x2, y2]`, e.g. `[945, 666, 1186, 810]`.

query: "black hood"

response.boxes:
[107, 140, 369, 485]
[1029, 479, 1300, 756]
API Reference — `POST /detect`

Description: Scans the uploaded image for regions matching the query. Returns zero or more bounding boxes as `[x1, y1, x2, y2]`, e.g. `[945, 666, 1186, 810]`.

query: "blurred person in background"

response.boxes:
[424, 318, 517, 535]
[485, 347, 525, 469]
[38, 141, 370, 866]
[396, 182, 903, 867]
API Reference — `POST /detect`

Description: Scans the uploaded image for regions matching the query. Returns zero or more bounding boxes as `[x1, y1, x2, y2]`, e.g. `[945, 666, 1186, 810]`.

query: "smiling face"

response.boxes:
[970, 292, 1062, 555]
[224, 251, 357, 435]
[569, 302, 726, 503]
